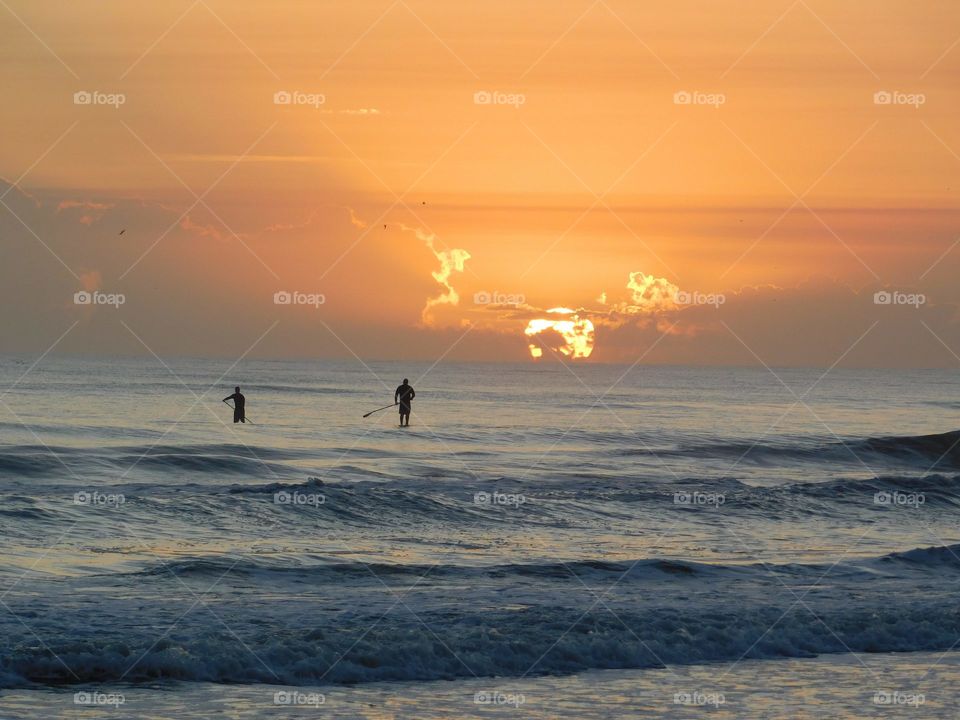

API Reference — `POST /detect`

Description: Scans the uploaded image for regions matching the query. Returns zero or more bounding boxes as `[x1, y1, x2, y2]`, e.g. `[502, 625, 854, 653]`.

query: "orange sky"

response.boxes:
[1, 0, 959, 366]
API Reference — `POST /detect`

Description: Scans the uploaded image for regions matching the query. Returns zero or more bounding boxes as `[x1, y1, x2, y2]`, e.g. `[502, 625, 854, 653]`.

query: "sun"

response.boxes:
[524, 308, 595, 360]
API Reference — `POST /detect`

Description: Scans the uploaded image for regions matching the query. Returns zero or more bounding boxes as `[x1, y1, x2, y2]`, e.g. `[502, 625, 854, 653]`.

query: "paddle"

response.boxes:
[363, 402, 397, 418]
[223, 399, 254, 425]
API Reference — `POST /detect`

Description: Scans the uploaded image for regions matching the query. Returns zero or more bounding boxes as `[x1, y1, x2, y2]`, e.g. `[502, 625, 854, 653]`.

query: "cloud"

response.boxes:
[623, 271, 680, 312]
[344, 207, 367, 230]
[179, 214, 227, 241]
[263, 211, 319, 233]
[168, 154, 342, 164]
[581, 277, 960, 366]
[319, 108, 382, 116]
[57, 200, 113, 212]
[469, 271, 686, 359]
[56, 199, 114, 226]
[5, 176, 960, 369]
[399, 224, 472, 325]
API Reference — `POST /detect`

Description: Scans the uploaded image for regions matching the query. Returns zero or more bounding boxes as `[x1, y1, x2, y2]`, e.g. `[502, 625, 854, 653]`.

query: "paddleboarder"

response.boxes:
[394, 379, 415, 427]
[223, 386, 246, 423]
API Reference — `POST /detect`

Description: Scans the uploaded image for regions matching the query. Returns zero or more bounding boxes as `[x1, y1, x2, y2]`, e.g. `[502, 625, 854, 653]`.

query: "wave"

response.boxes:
[0, 506, 59, 520]
[0, 453, 68, 477]
[878, 543, 960, 568]
[122, 542, 960, 583]
[1, 471, 956, 533]
[125, 555, 717, 582]
[782, 473, 960, 499]
[117, 452, 283, 475]
[226, 477, 326, 495]
[854, 430, 960, 465]
[709, 474, 960, 518]
[3, 428, 960, 486]
[621, 429, 960, 470]
[3, 544, 960, 687]
[0, 444, 302, 477]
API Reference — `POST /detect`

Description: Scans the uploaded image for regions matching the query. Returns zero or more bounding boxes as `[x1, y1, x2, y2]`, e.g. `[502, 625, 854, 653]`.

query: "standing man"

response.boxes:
[223, 386, 246, 423]
[394, 378, 415, 427]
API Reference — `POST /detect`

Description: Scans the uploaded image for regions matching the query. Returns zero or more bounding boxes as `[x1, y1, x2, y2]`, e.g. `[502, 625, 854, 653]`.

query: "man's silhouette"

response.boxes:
[394, 379, 415, 427]
[224, 386, 246, 423]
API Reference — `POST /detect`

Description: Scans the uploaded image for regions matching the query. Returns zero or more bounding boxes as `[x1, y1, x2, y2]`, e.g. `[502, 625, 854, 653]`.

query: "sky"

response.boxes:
[1, 0, 959, 366]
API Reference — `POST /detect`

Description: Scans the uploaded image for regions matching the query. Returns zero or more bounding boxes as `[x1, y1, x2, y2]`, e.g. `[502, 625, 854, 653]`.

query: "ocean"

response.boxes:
[1, 355, 959, 718]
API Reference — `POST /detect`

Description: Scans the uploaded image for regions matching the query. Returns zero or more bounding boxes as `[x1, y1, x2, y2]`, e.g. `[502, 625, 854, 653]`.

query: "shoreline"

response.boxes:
[1, 651, 954, 719]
